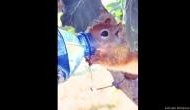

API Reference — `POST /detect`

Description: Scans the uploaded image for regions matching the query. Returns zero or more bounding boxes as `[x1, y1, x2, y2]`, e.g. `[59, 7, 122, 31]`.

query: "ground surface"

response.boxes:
[58, 59, 138, 110]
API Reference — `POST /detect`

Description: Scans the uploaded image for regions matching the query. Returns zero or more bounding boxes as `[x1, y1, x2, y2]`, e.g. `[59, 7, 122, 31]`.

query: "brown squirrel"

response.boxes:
[86, 11, 138, 105]
[86, 11, 138, 76]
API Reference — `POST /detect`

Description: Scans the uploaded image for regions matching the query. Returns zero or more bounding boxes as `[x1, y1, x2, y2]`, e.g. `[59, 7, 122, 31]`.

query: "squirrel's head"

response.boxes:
[86, 12, 133, 66]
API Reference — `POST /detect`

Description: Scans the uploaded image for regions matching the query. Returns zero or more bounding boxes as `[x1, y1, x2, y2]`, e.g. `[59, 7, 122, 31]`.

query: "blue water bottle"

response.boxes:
[58, 28, 96, 82]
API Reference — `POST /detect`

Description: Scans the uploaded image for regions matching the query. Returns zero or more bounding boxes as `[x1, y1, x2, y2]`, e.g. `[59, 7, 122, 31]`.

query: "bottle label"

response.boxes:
[58, 29, 81, 46]
[58, 31, 66, 56]
[58, 29, 85, 77]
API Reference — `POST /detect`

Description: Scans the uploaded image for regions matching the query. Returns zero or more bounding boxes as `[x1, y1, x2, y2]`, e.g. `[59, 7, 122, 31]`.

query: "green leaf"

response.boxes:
[106, 2, 120, 8]
[60, 26, 76, 35]
[105, 6, 113, 11]
[115, 10, 123, 17]
[58, 12, 63, 27]
[110, 5, 122, 12]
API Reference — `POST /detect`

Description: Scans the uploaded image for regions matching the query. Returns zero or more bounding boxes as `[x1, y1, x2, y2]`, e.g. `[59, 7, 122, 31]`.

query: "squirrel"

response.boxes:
[86, 10, 138, 77]
[86, 11, 138, 104]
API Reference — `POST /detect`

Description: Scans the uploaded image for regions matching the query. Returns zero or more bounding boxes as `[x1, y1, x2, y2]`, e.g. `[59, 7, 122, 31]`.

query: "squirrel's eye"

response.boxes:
[101, 31, 108, 37]
[100, 29, 109, 38]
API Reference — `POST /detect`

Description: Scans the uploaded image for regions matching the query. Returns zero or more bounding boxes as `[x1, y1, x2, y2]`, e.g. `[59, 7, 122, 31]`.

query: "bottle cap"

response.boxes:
[77, 32, 97, 59]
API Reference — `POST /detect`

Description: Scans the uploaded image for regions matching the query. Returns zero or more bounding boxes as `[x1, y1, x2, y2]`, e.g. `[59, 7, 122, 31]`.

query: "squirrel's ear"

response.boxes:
[115, 23, 123, 32]
[117, 23, 123, 29]
[113, 23, 123, 36]
[104, 18, 111, 24]
[98, 8, 113, 24]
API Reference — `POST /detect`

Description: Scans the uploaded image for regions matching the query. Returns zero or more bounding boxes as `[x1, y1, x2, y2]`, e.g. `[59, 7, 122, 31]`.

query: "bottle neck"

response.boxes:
[58, 27, 97, 60]
[77, 32, 97, 60]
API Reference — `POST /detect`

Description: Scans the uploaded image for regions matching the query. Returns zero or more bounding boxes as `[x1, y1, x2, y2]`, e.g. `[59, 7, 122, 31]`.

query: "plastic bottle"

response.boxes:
[58, 28, 96, 82]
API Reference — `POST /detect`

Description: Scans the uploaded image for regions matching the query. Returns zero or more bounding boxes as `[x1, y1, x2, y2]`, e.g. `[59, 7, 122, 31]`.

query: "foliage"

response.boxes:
[58, 12, 63, 27]
[58, 0, 126, 34]
[59, 26, 76, 35]
[103, 0, 126, 22]
[58, 12, 76, 35]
